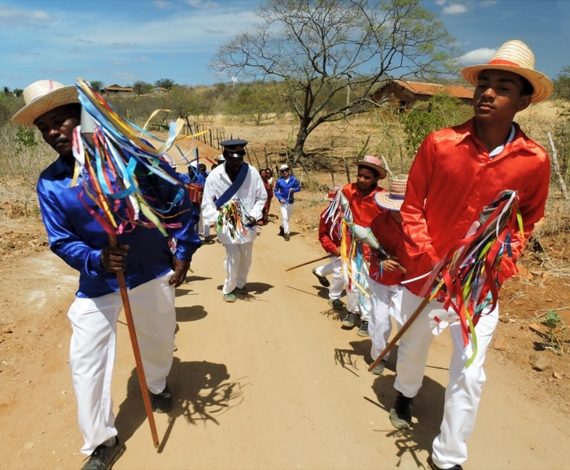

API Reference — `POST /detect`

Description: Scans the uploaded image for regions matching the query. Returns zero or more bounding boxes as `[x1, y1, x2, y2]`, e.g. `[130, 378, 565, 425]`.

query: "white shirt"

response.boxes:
[201, 163, 267, 245]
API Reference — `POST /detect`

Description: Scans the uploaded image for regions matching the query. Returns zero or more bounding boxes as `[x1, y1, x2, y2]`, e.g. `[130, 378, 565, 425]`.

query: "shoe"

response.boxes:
[357, 320, 370, 337]
[278, 226, 284, 236]
[312, 268, 330, 287]
[341, 312, 358, 329]
[328, 299, 344, 310]
[150, 385, 172, 413]
[81, 437, 125, 470]
[223, 292, 237, 303]
[370, 359, 387, 375]
[389, 392, 413, 430]
[235, 285, 247, 294]
[284, 233, 290, 241]
[427, 455, 463, 470]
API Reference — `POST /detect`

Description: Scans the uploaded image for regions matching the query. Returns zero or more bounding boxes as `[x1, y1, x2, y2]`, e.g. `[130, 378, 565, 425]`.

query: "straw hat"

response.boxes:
[355, 155, 387, 179]
[461, 40, 552, 103]
[12, 79, 79, 126]
[375, 174, 408, 211]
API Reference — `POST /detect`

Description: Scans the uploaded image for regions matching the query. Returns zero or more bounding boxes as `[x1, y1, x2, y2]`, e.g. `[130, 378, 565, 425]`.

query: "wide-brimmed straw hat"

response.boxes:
[354, 155, 387, 179]
[461, 40, 552, 103]
[375, 174, 407, 211]
[12, 79, 79, 126]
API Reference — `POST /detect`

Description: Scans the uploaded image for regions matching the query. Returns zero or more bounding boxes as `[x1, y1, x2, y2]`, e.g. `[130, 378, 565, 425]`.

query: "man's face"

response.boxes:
[225, 156, 244, 172]
[34, 105, 80, 157]
[356, 166, 379, 192]
[473, 69, 531, 124]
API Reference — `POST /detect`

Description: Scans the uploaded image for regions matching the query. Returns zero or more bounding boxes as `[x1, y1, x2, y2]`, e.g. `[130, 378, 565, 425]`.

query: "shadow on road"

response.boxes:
[176, 305, 207, 322]
[115, 358, 245, 452]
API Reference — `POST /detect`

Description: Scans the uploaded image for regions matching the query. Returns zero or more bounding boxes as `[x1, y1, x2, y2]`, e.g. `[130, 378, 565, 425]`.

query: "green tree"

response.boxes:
[90, 80, 104, 92]
[132, 81, 153, 95]
[401, 94, 472, 157]
[13, 88, 23, 97]
[214, 0, 455, 161]
[155, 78, 175, 90]
[553, 66, 570, 101]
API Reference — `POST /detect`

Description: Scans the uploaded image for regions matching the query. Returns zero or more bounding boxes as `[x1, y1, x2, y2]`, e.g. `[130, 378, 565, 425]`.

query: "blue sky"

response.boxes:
[0, 0, 568, 90]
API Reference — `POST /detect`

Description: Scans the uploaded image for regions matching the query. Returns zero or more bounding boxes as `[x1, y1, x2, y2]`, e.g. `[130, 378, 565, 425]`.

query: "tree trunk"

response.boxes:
[292, 123, 310, 163]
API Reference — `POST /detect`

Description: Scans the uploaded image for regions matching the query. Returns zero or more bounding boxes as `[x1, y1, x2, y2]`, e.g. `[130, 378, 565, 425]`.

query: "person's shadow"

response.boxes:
[368, 360, 446, 468]
[176, 305, 207, 322]
[114, 358, 245, 451]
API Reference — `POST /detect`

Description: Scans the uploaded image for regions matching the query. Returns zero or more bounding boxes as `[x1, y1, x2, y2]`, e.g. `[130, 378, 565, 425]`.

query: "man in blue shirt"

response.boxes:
[12, 80, 201, 470]
[274, 164, 301, 241]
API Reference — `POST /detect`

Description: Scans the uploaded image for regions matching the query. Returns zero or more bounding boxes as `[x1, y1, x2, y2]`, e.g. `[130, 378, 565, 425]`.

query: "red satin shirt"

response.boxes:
[401, 119, 550, 295]
[369, 210, 405, 286]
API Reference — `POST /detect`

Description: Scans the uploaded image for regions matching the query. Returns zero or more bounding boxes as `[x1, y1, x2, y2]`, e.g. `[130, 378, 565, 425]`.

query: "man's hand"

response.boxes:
[169, 257, 191, 287]
[245, 215, 257, 227]
[331, 249, 341, 257]
[382, 258, 406, 274]
[101, 245, 129, 272]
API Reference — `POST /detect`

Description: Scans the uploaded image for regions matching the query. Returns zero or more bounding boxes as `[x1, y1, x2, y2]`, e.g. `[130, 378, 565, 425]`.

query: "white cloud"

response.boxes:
[0, 6, 53, 24]
[442, 4, 468, 15]
[435, 0, 446, 5]
[186, 0, 219, 8]
[480, 0, 498, 6]
[457, 47, 496, 65]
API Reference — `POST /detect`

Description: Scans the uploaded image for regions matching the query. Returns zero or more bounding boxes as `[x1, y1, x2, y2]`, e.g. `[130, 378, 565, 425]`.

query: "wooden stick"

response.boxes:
[547, 132, 569, 200]
[110, 236, 160, 448]
[368, 296, 430, 372]
[285, 254, 331, 272]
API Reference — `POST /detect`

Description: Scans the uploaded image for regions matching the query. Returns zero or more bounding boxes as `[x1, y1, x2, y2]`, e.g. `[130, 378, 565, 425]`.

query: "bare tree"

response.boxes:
[214, 0, 456, 161]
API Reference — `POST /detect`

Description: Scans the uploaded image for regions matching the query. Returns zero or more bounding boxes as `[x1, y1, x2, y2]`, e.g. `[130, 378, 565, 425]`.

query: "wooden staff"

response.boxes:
[110, 235, 160, 448]
[285, 254, 331, 272]
[368, 297, 430, 372]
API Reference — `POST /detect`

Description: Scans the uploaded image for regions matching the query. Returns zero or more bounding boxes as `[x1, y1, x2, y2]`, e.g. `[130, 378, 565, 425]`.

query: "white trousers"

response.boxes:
[223, 242, 253, 294]
[394, 288, 499, 468]
[368, 278, 402, 360]
[67, 273, 176, 455]
[314, 256, 344, 300]
[280, 202, 293, 234]
[199, 211, 210, 237]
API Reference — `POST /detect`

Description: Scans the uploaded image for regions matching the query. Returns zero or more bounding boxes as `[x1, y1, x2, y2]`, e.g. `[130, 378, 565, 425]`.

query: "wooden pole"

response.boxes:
[285, 254, 331, 272]
[264, 146, 269, 169]
[109, 235, 160, 448]
[547, 132, 569, 200]
[343, 157, 351, 183]
[368, 297, 430, 372]
[330, 170, 335, 187]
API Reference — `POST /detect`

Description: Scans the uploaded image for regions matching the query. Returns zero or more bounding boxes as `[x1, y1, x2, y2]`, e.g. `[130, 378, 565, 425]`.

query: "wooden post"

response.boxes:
[264, 146, 269, 169]
[548, 132, 569, 200]
[330, 170, 336, 187]
[343, 157, 351, 183]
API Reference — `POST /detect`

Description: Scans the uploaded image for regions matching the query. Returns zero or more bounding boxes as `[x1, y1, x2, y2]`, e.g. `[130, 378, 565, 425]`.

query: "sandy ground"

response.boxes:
[1, 212, 570, 470]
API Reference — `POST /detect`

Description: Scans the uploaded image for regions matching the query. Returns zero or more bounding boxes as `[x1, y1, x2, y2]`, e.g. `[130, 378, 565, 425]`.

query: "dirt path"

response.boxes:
[1, 219, 569, 469]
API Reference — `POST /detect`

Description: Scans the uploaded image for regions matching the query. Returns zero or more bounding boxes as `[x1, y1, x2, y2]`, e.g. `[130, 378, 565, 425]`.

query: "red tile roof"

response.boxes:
[393, 80, 474, 99]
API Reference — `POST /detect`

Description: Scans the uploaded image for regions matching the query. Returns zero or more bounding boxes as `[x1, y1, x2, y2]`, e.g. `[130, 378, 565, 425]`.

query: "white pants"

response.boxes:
[280, 202, 293, 234]
[394, 288, 499, 468]
[67, 273, 176, 455]
[199, 211, 210, 237]
[223, 242, 253, 294]
[314, 256, 344, 300]
[368, 278, 402, 360]
[347, 285, 370, 321]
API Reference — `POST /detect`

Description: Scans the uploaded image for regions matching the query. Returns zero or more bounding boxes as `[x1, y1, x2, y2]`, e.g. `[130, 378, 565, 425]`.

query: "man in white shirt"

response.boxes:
[201, 139, 267, 302]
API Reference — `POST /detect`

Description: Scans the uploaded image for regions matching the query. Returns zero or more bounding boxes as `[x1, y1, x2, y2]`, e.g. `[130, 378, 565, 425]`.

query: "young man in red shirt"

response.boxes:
[389, 40, 552, 470]
[340, 155, 387, 336]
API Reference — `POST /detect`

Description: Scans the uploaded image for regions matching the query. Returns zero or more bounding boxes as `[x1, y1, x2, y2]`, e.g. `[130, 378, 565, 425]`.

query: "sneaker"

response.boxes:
[278, 226, 284, 236]
[81, 437, 125, 470]
[150, 385, 172, 413]
[328, 299, 344, 310]
[312, 268, 330, 287]
[223, 292, 237, 303]
[341, 312, 358, 329]
[357, 320, 370, 337]
[427, 455, 463, 470]
[389, 392, 413, 430]
[370, 359, 387, 375]
[284, 233, 290, 241]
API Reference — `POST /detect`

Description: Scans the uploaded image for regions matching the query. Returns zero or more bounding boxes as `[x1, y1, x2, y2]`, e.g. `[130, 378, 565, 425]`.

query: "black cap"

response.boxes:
[221, 139, 248, 158]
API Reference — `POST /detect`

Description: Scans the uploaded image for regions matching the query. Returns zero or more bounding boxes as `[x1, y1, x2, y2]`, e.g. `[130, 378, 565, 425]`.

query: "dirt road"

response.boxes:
[1, 218, 569, 469]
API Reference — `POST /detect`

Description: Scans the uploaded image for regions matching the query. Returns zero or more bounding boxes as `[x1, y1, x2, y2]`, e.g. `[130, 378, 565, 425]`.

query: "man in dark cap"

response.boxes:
[201, 139, 267, 302]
